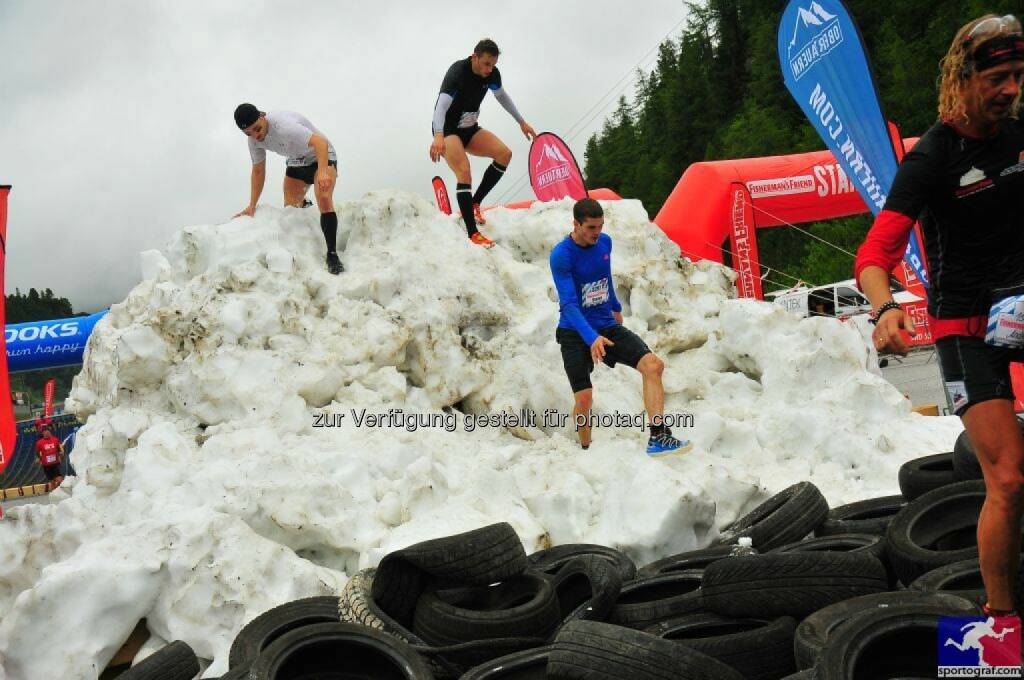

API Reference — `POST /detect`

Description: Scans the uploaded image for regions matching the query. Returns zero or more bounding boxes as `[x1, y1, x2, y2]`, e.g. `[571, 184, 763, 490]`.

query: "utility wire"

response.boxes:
[749, 202, 860, 259]
[493, 15, 690, 205]
[676, 242, 815, 294]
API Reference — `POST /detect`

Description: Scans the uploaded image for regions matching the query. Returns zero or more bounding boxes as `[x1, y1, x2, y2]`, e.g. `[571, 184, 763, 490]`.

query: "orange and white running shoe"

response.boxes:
[470, 232, 495, 248]
[473, 203, 487, 225]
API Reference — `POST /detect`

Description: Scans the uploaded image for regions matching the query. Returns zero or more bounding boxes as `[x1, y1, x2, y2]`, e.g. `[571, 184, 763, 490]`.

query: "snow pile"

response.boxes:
[0, 192, 961, 678]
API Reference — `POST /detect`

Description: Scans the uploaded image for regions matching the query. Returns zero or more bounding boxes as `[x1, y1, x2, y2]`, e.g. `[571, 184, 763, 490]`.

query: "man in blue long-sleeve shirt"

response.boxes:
[549, 198, 691, 456]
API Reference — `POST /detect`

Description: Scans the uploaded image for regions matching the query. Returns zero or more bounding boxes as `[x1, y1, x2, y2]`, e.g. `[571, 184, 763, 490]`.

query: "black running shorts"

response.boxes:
[444, 125, 482, 148]
[937, 335, 1024, 416]
[285, 159, 337, 185]
[42, 464, 60, 481]
[556, 325, 653, 393]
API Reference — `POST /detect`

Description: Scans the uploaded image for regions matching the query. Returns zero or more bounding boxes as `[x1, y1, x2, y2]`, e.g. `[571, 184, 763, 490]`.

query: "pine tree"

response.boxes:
[582, 0, 1012, 291]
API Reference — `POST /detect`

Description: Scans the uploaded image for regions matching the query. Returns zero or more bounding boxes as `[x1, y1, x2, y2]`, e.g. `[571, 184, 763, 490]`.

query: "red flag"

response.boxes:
[728, 183, 763, 300]
[431, 176, 451, 215]
[0, 186, 15, 474]
[528, 133, 588, 202]
[43, 378, 55, 418]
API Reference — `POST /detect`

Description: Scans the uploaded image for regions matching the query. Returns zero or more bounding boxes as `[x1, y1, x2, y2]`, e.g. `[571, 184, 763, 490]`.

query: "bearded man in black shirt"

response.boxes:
[856, 14, 1024, 617]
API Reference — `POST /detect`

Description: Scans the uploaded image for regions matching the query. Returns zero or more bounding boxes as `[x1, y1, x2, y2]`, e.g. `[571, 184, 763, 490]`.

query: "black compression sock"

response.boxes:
[650, 423, 666, 437]
[320, 212, 338, 253]
[473, 161, 507, 204]
[456, 183, 477, 236]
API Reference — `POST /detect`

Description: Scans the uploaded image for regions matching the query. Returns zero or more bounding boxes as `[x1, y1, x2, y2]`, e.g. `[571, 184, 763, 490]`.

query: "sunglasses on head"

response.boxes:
[966, 14, 1023, 44]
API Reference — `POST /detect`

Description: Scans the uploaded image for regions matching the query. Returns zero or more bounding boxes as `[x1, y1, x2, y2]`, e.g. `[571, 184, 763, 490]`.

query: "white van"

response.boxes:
[765, 278, 924, 320]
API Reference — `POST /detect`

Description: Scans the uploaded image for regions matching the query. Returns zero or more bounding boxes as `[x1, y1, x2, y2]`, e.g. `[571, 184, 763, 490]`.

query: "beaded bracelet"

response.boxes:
[869, 300, 902, 325]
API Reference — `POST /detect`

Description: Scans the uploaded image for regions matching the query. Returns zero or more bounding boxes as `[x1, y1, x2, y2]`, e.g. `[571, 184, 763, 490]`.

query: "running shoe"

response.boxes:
[326, 252, 344, 275]
[470, 232, 495, 248]
[302, 199, 314, 208]
[474, 202, 487, 225]
[646, 433, 693, 457]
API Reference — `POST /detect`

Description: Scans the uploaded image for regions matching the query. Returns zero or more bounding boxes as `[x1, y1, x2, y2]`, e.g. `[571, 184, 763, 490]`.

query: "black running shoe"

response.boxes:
[302, 199, 313, 208]
[326, 252, 343, 275]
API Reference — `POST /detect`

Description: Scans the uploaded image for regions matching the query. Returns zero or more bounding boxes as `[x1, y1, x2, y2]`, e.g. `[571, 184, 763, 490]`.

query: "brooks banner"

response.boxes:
[0, 186, 14, 474]
[528, 132, 588, 202]
[778, 0, 930, 288]
[6, 311, 107, 374]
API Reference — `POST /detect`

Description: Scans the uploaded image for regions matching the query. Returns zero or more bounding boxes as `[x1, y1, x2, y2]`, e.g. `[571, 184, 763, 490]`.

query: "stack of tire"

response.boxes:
[124, 426, 1007, 679]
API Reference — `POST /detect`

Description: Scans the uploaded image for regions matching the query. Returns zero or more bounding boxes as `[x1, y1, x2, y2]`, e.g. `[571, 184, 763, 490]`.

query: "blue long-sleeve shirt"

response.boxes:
[549, 233, 622, 346]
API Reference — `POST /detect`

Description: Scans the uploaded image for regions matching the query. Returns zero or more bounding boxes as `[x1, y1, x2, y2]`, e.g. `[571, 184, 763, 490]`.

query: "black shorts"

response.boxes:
[42, 464, 61, 481]
[556, 325, 653, 393]
[937, 335, 1024, 416]
[285, 159, 337, 185]
[444, 125, 481, 148]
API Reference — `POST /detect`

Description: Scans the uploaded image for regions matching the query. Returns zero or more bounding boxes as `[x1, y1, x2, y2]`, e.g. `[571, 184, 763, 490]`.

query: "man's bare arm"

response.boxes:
[237, 161, 266, 217]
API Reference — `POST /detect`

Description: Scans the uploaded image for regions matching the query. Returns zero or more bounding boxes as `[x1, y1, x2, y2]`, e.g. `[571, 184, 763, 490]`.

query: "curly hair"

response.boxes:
[938, 14, 1021, 125]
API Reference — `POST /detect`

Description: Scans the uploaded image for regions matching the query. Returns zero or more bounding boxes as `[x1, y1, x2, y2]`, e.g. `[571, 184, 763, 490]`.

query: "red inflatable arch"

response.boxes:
[653, 141, 918, 301]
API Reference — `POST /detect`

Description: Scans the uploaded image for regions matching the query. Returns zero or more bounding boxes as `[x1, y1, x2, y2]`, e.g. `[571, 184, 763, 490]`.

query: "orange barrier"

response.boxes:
[499, 187, 622, 211]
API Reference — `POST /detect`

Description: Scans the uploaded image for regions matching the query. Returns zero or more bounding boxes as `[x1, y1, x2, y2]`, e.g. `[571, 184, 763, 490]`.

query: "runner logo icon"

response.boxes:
[938, 615, 1021, 677]
[960, 167, 987, 186]
[955, 167, 994, 198]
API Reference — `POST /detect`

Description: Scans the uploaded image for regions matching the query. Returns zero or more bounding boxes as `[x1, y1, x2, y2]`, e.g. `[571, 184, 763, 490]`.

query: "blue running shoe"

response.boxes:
[646, 433, 693, 457]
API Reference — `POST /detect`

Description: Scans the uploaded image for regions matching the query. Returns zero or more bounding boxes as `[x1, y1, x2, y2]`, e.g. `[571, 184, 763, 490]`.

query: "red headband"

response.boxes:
[970, 34, 1024, 73]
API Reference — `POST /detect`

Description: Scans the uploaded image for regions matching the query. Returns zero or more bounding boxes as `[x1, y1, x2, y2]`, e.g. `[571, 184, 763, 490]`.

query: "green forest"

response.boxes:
[6, 288, 80, 417]
[584, 0, 1024, 291]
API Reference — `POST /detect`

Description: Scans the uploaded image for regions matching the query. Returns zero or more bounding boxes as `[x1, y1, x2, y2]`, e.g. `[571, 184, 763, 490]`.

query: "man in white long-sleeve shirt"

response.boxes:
[429, 39, 537, 247]
[234, 104, 343, 274]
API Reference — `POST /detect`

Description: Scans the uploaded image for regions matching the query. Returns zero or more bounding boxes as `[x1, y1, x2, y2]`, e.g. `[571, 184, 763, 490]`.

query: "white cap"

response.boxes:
[738, 537, 753, 548]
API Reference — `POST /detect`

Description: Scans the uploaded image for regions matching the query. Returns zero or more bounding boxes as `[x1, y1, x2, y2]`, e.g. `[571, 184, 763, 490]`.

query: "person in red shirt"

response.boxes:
[35, 428, 64, 490]
[34, 414, 53, 434]
[855, 14, 1024, 617]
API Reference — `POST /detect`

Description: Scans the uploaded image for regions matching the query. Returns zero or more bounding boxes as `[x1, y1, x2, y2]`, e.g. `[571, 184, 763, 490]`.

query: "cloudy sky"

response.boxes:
[0, 0, 688, 312]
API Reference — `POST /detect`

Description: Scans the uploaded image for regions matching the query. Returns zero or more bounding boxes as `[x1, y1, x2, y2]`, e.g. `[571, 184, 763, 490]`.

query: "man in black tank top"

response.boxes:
[429, 39, 537, 247]
[856, 14, 1024, 618]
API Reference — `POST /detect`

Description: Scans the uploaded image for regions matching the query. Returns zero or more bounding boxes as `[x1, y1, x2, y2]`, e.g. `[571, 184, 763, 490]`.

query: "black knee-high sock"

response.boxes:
[456, 183, 477, 236]
[320, 211, 338, 253]
[473, 161, 507, 204]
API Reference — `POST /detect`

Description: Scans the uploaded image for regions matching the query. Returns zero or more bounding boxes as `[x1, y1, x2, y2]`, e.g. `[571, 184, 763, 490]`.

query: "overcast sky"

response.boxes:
[0, 0, 688, 313]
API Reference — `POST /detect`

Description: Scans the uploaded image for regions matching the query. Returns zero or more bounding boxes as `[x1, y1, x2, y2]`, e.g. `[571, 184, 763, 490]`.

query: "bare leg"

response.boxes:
[573, 388, 593, 448]
[466, 129, 512, 219]
[963, 399, 1024, 611]
[314, 165, 338, 214]
[465, 128, 513, 166]
[636, 353, 666, 428]
[443, 136, 471, 185]
[283, 175, 308, 207]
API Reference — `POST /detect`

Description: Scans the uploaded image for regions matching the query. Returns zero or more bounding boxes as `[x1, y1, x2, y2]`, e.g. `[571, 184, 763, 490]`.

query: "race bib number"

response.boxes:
[458, 111, 480, 128]
[42, 452, 58, 465]
[986, 293, 1024, 348]
[582, 278, 610, 308]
